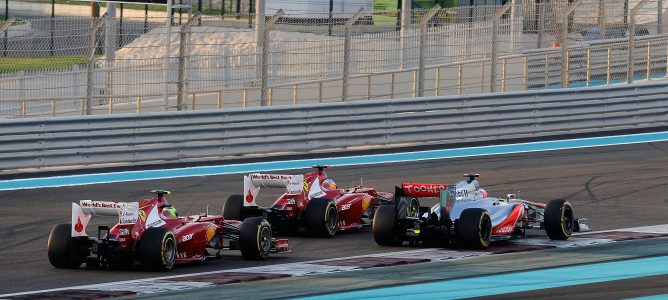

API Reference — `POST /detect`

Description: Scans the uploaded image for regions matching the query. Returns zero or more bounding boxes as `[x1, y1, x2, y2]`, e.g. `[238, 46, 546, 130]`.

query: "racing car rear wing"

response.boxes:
[71, 200, 139, 238]
[401, 183, 447, 198]
[244, 173, 304, 206]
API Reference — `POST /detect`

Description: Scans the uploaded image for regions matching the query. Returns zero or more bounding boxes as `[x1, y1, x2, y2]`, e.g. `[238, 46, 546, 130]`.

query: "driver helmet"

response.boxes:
[162, 205, 178, 218]
[321, 178, 337, 191]
[479, 188, 488, 198]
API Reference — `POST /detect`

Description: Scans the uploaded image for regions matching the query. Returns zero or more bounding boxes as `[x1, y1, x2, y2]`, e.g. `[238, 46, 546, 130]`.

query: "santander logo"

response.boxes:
[74, 217, 84, 233]
[245, 189, 254, 203]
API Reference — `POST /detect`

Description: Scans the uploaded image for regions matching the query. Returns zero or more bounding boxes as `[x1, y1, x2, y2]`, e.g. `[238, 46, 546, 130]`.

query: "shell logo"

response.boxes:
[206, 225, 217, 243]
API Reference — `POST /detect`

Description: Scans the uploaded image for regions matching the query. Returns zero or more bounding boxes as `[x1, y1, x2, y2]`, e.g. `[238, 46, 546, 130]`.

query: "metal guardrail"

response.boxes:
[1, 81, 667, 172]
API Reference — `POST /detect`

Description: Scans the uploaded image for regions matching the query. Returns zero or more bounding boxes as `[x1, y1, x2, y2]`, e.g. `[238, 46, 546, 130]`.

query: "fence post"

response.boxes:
[0, 17, 15, 58]
[104, 4, 116, 97]
[628, 0, 650, 84]
[162, 0, 174, 111]
[659, 0, 663, 34]
[490, 2, 511, 93]
[260, 9, 284, 106]
[254, 0, 265, 81]
[177, 12, 201, 111]
[86, 13, 107, 116]
[536, 1, 543, 49]
[399, 0, 411, 69]
[560, 1, 581, 89]
[510, 0, 520, 51]
[342, 8, 364, 102]
[598, 0, 606, 39]
[417, 5, 440, 97]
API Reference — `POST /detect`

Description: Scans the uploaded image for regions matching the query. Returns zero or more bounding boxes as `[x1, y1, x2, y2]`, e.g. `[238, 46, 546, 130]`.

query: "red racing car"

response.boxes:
[373, 174, 590, 248]
[223, 166, 393, 237]
[47, 190, 289, 271]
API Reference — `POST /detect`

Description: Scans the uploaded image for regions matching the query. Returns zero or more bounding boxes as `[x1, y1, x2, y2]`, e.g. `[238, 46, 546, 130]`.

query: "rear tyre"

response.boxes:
[47, 224, 85, 269]
[305, 198, 338, 237]
[544, 199, 574, 240]
[239, 217, 272, 260]
[137, 227, 177, 271]
[223, 195, 244, 220]
[405, 198, 420, 218]
[457, 208, 492, 248]
[372, 205, 404, 246]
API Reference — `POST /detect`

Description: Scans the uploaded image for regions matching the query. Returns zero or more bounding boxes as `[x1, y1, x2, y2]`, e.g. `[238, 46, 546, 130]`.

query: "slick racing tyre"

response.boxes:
[239, 217, 272, 260]
[372, 205, 404, 246]
[406, 198, 420, 218]
[222, 195, 244, 221]
[305, 198, 338, 237]
[457, 208, 492, 248]
[544, 199, 574, 240]
[137, 227, 177, 271]
[47, 224, 86, 269]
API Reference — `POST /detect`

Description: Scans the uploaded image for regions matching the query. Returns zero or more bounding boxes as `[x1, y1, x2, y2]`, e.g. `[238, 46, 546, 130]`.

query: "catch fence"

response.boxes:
[0, 0, 667, 118]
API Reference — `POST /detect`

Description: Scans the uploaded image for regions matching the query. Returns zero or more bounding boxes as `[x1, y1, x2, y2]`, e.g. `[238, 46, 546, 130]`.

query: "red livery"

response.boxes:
[223, 166, 393, 237]
[48, 190, 289, 271]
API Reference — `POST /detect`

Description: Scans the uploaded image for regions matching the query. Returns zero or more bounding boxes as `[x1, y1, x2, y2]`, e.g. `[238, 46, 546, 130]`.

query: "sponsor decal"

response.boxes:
[182, 233, 194, 242]
[206, 225, 217, 243]
[74, 217, 84, 233]
[276, 238, 289, 252]
[495, 225, 514, 234]
[80, 200, 123, 209]
[402, 183, 447, 197]
[119, 203, 139, 224]
[250, 174, 294, 181]
[308, 179, 326, 199]
[286, 199, 296, 205]
[145, 206, 166, 228]
[243, 175, 260, 206]
[71, 203, 92, 237]
[341, 203, 352, 210]
[456, 189, 470, 198]
[286, 175, 303, 195]
[138, 210, 147, 222]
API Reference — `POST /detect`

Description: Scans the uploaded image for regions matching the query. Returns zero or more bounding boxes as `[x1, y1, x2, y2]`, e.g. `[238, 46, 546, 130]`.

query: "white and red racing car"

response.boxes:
[373, 174, 590, 248]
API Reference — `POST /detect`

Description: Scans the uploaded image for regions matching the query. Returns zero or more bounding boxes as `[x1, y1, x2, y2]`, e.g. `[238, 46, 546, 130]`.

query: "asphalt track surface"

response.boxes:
[2, 141, 668, 296]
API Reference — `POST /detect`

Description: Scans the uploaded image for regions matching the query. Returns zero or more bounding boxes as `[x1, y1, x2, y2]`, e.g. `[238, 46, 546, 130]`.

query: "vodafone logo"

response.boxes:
[495, 225, 514, 234]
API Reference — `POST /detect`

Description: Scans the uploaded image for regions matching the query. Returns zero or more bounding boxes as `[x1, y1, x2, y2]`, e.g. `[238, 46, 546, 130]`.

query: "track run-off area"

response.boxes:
[2, 132, 668, 299]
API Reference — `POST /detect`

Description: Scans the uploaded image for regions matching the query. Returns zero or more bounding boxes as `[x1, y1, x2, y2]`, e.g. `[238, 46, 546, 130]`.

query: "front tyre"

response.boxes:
[137, 227, 177, 271]
[457, 208, 492, 249]
[372, 205, 404, 246]
[305, 198, 338, 237]
[544, 199, 574, 240]
[239, 217, 272, 260]
[47, 224, 85, 269]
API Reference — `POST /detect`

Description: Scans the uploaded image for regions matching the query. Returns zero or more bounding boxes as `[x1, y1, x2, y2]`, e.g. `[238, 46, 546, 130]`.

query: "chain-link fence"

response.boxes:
[0, 0, 667, 118]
